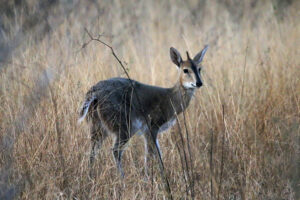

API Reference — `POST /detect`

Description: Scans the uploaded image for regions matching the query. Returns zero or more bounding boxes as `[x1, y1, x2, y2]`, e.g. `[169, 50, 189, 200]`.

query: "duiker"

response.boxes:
[78, 45, 208, 177]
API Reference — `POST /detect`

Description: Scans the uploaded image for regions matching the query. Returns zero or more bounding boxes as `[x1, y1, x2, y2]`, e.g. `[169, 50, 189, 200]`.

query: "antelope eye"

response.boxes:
[183, 69, 189, 73]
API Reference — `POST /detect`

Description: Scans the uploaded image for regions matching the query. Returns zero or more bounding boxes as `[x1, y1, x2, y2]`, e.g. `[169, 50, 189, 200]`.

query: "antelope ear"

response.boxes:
[170, 47, 182, 67]
[193, 45, 208, 65]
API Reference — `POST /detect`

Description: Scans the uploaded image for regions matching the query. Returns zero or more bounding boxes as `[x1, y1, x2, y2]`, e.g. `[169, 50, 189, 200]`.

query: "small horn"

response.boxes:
[186, 51, 191, 60]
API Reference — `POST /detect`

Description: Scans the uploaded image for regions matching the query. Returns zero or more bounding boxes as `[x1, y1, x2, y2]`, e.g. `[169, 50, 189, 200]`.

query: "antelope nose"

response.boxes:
[196, 82, 202, 87]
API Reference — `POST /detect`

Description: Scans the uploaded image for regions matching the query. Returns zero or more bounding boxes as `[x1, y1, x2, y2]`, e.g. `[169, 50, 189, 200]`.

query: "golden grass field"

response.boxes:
[0, 0, 299, 199]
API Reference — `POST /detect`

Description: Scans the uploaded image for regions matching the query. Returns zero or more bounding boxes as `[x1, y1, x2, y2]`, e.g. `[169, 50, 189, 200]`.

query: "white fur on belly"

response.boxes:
[132, 119, 148, 135]
[132, 118, 176, 135]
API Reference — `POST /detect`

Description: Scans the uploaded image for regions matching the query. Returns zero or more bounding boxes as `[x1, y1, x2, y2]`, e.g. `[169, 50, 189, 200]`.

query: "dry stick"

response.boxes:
[170, 101, 192, 198]
[217, 105, 226, 200]
[181, 106, 195, 199]
[83, 28, 173, 199]
[179, 93, 195, 199]
[174, 134, 189, 197]
[169, 108, 189, 197]
[210, 128, 214, 200]
[151, 162, 154, 199]
[174, 115, 191, 198]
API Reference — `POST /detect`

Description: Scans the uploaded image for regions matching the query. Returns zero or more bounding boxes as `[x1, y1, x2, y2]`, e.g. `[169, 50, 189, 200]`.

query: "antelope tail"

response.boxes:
[78, 96, 96, 124]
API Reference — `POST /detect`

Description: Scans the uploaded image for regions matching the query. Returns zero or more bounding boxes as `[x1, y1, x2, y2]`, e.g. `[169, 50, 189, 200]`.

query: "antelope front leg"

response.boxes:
[144, 131, 161, 178]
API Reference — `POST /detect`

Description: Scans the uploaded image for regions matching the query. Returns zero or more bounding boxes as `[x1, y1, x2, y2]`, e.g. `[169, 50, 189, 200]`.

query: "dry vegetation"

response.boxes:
[0, 0, 299, 199]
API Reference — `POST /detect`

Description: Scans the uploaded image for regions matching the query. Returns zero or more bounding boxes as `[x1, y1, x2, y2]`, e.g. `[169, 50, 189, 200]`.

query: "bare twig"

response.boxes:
[210, 128, 214, 200]
[173, 112, 191, 198]
[82, 29, 173, 199]
[217, 104, 226, 200]
[174, 133, 189, 197]
[181, 101, 195, 199]
[175, 92, 195, 199]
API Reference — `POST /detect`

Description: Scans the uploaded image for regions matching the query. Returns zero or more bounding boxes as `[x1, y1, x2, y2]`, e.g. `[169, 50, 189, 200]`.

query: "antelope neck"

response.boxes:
[168, 82, 195, 115]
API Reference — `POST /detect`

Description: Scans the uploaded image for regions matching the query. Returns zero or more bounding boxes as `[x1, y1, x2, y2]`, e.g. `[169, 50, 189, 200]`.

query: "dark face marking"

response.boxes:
[188, 59, 202, 88]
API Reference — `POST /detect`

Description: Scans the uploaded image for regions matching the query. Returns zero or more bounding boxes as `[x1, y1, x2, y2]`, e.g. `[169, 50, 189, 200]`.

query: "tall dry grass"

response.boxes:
[0, 0, 299, 199]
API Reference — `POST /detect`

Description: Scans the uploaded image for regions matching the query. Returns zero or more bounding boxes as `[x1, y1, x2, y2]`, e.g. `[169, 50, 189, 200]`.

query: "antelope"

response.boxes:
[78, 45, 208, 177]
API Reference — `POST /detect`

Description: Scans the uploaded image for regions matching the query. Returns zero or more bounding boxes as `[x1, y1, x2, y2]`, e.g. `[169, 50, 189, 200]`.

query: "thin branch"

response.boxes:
[174, 133, 189, 197]
[210, 128, 214, 200]
[217, 104, 226, 200]
[178, 91, 195, 199]
[181, 102, 195, 199]
[173, 111, 191, 198]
